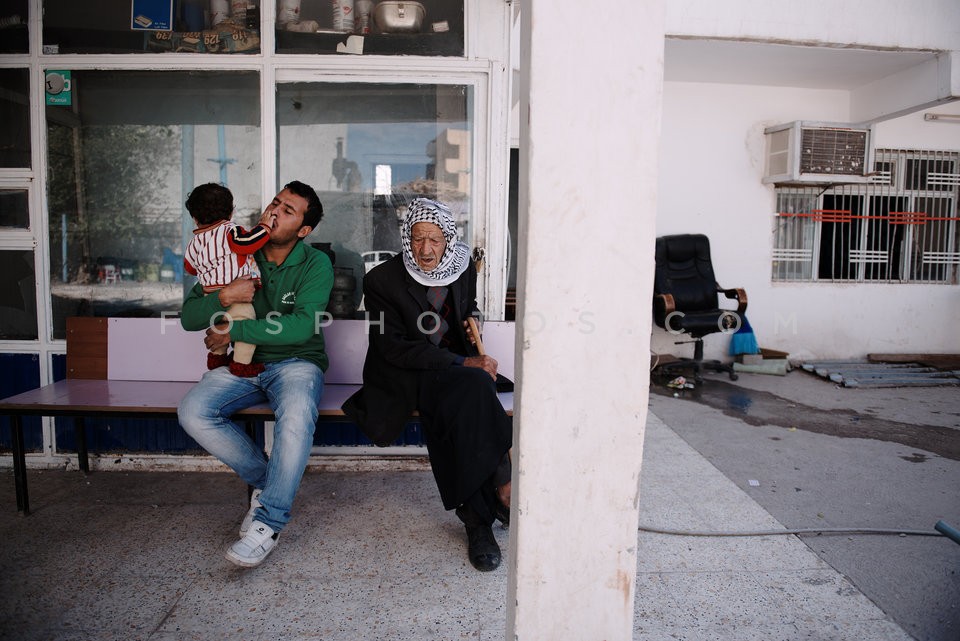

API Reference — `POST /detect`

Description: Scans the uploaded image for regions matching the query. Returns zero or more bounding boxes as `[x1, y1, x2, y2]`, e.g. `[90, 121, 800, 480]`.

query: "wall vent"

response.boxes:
[763, 121, 874, 185]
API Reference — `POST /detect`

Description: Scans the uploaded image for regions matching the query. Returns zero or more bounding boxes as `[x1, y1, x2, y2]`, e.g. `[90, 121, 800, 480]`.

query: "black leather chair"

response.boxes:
[652, 234, 747, 383]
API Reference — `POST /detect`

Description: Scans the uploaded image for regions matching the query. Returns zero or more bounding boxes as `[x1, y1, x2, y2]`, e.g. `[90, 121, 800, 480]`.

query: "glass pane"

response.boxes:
[0, 68, 30, 167]
[277, 81, 473, 317]
[276, 0, 463, 56]
[42, 0, 260, 54]
[905, 158, 956, 192]
[46, 70, 261, 339]
[912, 197, 958, 283]
[772, 189, 816, 281]
[0, 0, 28, 53]
[0, 189, 29, 228]
[0, 250, 38, 340]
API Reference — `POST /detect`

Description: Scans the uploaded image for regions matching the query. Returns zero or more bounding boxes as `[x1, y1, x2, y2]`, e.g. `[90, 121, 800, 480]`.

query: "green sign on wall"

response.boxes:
[45, 70, 71, 106]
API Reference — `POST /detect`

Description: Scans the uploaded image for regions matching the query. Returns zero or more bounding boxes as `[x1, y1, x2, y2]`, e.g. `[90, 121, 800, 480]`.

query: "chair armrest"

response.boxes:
[719, 287, 747, 314]
[653, 293, 675, 322]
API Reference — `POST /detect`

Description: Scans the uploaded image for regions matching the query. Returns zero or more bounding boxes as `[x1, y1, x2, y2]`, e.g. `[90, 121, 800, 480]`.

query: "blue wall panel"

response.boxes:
[54, 417, 208, 454]
[0, 353, 44, 452]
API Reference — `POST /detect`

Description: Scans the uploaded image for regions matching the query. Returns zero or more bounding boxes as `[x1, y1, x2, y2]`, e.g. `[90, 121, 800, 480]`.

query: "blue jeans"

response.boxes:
[178, 358, 323, 532]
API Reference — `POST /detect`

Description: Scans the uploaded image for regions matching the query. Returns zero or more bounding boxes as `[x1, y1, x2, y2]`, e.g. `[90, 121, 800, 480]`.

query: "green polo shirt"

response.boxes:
[180, 241, 334, 371]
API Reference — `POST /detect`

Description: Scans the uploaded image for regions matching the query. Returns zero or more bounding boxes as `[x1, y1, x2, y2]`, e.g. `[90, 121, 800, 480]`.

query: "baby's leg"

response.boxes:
[226, 302, 257, 364]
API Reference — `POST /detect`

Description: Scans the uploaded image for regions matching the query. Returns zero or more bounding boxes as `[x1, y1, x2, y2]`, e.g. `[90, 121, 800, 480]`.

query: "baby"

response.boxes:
[183, 183, 275, 377]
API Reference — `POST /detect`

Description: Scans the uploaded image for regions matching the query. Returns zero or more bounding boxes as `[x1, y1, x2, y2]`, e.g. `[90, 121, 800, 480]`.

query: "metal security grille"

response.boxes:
[773, 149, 960, 283]
[799, 127, 869, 176]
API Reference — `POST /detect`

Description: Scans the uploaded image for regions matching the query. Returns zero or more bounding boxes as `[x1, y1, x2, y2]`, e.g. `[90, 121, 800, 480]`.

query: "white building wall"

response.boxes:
[666, 0, 960, 50]
[874, 106, 960, 149]
[653, 81, 960, 360]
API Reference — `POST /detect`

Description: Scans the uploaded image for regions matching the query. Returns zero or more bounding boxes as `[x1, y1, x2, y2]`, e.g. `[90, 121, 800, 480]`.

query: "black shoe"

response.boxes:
[465, 522, 501, 571]
[456, 506, 501, 572]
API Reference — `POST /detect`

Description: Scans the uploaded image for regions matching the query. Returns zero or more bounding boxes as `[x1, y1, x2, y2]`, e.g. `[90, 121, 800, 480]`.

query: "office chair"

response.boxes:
[652, 234, 747, 383]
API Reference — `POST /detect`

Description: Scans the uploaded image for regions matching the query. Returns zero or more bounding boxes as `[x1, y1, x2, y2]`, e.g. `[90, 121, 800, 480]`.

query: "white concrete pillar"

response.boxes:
[507, 1, 664, 639]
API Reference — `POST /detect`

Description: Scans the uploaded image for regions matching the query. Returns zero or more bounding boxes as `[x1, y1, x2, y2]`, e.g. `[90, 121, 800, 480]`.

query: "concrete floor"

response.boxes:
[1, 398, 929, 641]
[649, 368, 960, 641]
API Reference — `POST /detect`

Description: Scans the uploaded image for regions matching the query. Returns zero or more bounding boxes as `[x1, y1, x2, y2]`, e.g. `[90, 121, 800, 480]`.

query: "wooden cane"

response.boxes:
[466, 316, 485, 355]
[468, 249, 486, 356]
[467, 315, 513, 473]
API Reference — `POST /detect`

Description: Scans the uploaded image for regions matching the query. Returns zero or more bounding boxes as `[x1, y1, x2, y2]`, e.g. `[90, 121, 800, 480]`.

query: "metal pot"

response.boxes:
[373, 1, 425, 33]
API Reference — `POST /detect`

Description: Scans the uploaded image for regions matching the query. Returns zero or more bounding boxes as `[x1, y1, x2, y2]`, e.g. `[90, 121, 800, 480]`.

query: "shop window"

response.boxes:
[0, 0, 28, 53]
[42, 0, 260, 54]
[275, 0, 463, 56]
[46, 70, 261, 339]
[0, 250, 37, 340]
[0, 189, 29, 228]
[0, 68, 30, 168]
[277, 81, 473, 316]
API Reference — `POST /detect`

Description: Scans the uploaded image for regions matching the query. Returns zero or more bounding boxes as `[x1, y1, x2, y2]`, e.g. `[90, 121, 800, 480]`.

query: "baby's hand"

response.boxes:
[259, 211, 277, 230]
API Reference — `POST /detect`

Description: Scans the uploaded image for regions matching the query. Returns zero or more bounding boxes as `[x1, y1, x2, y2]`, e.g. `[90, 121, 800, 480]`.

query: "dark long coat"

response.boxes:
[342, 254, 479, 446]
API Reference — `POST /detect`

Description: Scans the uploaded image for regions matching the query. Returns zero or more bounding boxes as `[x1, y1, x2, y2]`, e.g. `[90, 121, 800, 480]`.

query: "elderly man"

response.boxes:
[343, 197, 512, 572]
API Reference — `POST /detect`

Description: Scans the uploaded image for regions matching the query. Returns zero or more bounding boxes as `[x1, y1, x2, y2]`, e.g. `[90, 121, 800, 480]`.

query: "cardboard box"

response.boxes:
[761, 348, 789, 360]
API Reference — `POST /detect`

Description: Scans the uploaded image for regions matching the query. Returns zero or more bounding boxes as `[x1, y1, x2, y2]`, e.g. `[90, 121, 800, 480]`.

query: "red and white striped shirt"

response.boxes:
[183, 220, 271, 292]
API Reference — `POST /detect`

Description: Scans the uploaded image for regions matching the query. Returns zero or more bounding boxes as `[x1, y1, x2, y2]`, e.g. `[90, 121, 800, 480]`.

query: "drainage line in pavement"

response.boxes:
[638, 526, 944, 538]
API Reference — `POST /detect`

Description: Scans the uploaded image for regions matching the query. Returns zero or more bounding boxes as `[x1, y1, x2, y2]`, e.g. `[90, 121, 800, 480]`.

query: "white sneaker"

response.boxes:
[239, 488, 263, 536]
[226, 521, 278, 568]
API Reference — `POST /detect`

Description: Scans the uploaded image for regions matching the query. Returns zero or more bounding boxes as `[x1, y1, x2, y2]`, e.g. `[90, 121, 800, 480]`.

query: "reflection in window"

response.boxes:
[0, 190, 29, 228]
[0, 0, 28, 53]
[0, 68, 30, 168]
[42, 0, 260, 54]
[0, 250, 37, 340]
[46, 71, 261, 339]
[277, 82, 473, 317]
[275, 0, 463, 56]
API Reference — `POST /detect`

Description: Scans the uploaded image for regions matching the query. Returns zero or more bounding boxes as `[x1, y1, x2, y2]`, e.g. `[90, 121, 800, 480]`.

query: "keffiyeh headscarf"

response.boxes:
[401, 198, 471, 286]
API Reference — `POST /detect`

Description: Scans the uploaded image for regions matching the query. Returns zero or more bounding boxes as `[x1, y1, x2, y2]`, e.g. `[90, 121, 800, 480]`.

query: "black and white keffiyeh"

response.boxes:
[401, 198, 471, 286]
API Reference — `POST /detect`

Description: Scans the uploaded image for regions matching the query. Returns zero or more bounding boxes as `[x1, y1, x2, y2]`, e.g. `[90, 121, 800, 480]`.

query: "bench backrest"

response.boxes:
[67, 317, 515, 384]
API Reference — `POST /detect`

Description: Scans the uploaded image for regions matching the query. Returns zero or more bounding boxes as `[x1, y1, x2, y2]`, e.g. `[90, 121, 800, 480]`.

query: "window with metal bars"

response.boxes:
[772, 149, 960, 283]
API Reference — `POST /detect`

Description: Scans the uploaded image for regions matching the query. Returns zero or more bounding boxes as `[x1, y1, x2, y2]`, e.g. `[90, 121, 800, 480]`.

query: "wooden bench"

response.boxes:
[0, 316, 516, 515]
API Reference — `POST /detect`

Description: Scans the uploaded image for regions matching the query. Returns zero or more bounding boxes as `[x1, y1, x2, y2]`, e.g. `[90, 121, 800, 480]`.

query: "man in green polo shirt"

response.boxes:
[178, 181, 333, 568]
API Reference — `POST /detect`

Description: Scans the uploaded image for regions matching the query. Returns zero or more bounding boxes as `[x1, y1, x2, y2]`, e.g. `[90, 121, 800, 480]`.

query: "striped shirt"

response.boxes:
[183, 220, 271, 292]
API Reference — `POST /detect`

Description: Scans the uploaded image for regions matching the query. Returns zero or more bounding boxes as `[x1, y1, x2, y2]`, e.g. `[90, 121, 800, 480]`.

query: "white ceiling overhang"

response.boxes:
[664, 38, 959, 123]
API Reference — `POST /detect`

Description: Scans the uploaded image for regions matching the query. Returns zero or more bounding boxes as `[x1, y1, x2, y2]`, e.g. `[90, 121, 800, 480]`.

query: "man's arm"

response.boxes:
[180, 277, 254, 332]
[461, 317, 498, 379]
[362, 263, 494, 373]
[227, 223, 271, 255]
[456, 272, 497, 378]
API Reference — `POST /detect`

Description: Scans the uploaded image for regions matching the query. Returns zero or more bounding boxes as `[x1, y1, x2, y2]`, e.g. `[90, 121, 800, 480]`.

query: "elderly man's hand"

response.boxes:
[463, 355, 498, 380]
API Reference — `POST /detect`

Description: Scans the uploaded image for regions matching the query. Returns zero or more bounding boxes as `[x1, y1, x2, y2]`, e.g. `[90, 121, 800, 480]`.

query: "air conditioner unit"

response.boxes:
[763, 121, 874, 185]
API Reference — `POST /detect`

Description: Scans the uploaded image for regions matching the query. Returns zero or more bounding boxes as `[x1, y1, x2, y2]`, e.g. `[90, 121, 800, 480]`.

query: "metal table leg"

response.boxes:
[11, 414, 29, 515]
[76, 416, 89, 474]
[245, 419, 258, 500]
